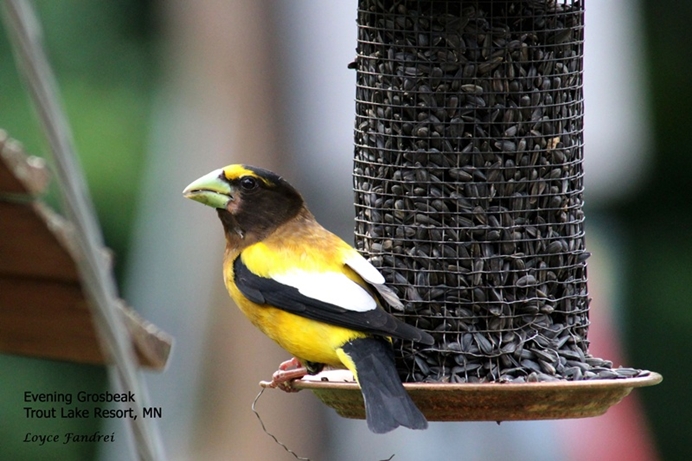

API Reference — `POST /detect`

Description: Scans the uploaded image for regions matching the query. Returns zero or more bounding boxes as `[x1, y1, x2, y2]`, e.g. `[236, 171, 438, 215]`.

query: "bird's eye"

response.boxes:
[239, 176, 259, 191]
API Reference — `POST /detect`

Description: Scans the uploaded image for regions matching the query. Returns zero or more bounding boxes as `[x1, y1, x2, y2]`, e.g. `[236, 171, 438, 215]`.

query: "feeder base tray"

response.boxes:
[262, 371, 661, 422]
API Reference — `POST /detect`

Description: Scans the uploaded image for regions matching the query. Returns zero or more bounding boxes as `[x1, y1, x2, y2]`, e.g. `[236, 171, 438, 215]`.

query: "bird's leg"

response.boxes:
[267, 357, 307, 393]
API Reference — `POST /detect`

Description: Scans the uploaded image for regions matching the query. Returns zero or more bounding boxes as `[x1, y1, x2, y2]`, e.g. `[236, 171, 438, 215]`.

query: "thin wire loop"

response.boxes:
[252, 388, 312, 461]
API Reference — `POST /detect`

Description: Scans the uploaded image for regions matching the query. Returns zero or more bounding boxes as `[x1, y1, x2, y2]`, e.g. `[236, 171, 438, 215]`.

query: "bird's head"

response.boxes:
[183, 164, 304, 241]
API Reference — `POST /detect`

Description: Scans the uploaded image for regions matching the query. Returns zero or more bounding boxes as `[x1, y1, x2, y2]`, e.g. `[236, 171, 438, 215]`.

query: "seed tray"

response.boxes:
[284, 371, 662, 422]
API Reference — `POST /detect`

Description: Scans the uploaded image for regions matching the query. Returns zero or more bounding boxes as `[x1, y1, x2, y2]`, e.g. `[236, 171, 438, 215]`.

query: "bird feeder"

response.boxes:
[294, 0, 660, 421]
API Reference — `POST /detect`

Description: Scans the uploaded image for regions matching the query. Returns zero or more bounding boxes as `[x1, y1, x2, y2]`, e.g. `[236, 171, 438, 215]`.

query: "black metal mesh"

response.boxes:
[353, 0, 642, 383]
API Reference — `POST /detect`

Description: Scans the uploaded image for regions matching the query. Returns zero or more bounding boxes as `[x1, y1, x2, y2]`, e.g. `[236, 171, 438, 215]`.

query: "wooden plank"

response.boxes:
[121, 302, 173, 371]
[0, 201, 80, 281]
[0, 130, 172, 370]
[0, 277, 172, 369]
[0, 277, 104, 364]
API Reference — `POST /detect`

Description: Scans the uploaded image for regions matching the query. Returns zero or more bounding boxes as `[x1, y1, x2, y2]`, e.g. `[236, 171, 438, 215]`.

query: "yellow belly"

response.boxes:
[229, 285, 364, 368]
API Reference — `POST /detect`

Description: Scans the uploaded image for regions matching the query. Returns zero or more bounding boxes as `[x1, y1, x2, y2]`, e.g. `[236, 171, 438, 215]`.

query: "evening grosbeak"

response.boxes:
[183, 164, 433, 433]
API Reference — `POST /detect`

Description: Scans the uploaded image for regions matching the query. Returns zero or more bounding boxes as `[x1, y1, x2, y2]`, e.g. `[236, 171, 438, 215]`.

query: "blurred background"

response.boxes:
[0, 1, 688, 460]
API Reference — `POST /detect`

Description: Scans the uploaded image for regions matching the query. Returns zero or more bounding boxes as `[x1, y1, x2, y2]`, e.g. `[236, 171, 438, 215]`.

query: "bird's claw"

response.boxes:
[278, 357, 302, 372]
[267, 358, 307, 393]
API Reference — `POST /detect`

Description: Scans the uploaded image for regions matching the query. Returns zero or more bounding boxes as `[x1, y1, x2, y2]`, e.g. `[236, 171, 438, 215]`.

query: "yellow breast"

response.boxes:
[226, 281, 364, 367]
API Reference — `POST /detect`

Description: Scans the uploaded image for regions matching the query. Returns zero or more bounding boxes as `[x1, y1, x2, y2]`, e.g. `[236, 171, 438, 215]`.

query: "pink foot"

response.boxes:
[278, 357, 301, 371]
[267, 357, 307, 393]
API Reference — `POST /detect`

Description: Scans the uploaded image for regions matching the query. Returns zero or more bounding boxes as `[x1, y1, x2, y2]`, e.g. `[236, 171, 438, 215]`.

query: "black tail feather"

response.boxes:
[341, 337, 428, 434]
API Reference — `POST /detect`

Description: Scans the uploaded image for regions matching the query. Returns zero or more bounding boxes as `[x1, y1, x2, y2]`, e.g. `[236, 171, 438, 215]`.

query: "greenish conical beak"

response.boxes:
[182, 168, 235, 209]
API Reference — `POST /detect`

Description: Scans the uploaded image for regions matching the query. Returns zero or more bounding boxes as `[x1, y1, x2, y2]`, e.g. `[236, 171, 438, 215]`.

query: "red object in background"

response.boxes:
[556, 268, 660, 461]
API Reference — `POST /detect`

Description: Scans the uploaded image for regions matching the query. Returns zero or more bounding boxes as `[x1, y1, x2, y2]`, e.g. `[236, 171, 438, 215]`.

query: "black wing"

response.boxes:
[233, 257, 433, 344]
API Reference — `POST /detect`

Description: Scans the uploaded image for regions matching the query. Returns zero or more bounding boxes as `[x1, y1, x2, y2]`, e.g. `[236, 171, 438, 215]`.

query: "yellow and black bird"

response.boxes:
[183, 164, 433, 433]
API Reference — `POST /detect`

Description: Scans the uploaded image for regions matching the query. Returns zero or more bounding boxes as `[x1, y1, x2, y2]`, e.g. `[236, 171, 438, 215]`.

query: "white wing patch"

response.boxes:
[344, 252, 405, 311]
[344, 253, 385, 285]
[272, 271, 377, 312]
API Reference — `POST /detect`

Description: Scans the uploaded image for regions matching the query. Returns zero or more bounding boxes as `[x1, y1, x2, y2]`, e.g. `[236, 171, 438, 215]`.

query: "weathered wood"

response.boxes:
[0, 132, 171, 369]
[0, 201, 80, 281]
[0, 277, 172, 369]
[0, 129, 50, 196]
[0, 277, 103, 364]
[121, 301, 173, 370]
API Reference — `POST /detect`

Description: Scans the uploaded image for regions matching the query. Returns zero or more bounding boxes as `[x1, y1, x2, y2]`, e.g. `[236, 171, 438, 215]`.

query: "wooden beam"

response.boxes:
[0, 131, 172, 370]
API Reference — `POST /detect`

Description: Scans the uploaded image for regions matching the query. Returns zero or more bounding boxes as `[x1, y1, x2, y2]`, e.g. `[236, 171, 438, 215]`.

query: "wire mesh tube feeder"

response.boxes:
[284, 0, 661, 422]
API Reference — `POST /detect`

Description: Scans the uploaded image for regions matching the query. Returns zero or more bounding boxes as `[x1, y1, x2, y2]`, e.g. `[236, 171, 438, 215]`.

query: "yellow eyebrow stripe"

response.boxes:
[221, 164, 272, 186]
